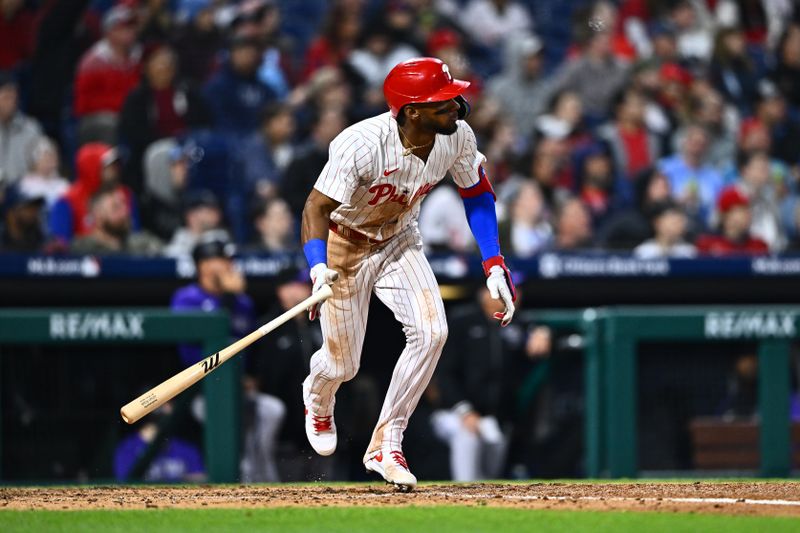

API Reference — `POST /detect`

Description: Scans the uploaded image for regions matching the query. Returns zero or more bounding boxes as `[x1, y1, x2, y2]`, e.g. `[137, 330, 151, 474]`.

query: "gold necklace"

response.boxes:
[398, 126, 433, 156]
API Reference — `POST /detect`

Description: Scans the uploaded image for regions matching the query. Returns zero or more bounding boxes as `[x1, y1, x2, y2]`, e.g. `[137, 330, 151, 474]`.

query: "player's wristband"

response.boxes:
[303, 239, 327, 268]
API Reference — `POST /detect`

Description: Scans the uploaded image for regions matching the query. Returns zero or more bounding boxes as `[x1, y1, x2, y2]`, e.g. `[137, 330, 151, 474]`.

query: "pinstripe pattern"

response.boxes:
[304, 111, 485, 462]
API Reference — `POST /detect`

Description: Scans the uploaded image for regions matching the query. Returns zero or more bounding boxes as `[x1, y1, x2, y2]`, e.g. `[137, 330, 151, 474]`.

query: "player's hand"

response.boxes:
[461, 411, 481, 434]
[217, 267, 246, 294]
[484, 256, 516, 327]
[308, 263, 339, 321]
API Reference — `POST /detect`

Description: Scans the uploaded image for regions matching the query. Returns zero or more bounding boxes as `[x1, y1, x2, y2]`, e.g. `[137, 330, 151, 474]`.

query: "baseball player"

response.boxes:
[300, 57, 517, 491]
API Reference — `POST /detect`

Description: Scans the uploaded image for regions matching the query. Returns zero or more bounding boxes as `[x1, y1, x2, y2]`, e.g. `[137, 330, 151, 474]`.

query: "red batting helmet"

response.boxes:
[383, 57, 471, 118]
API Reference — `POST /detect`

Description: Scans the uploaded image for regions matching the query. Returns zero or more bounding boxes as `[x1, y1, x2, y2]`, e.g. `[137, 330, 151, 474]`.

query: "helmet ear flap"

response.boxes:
[455, 95, 470, 120]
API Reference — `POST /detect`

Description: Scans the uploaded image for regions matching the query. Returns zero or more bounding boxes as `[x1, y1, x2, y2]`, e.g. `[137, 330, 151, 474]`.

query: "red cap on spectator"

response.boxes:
[659, 63, 692, 86]
[426, 29, 462, 56]
[738, 117, 767, 143]
[718, 187, 750, 214]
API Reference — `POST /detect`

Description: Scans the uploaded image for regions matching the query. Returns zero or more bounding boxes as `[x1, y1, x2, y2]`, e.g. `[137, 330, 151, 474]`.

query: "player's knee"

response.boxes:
[341, 362, 360, 382]
[430, 320, 448, 349]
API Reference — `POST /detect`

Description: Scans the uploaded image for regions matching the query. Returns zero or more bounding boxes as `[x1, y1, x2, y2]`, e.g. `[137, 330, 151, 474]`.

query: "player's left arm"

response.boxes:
[448, 122, 516, 326]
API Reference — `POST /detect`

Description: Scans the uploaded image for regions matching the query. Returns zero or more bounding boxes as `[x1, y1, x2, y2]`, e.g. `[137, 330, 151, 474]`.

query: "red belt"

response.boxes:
[329, 221, 388, 245]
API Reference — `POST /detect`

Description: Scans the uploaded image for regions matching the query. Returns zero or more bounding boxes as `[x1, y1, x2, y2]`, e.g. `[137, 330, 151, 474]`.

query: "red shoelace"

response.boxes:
[390, 450, 409, 470]
[311, 414, 332, 433]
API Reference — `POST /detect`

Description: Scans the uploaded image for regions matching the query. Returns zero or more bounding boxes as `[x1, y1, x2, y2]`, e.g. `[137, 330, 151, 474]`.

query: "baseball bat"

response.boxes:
[120, 283, 334, 424]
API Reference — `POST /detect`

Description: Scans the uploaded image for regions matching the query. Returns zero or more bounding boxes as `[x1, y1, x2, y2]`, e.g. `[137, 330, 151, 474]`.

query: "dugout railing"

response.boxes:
[524, 305, 799, 479]
[0, 308, 240, 483]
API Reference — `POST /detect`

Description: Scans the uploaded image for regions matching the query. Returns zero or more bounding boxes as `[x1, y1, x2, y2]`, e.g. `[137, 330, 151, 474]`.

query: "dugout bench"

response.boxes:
[526, 305, 799, 479]
[0, 309, 240, 483]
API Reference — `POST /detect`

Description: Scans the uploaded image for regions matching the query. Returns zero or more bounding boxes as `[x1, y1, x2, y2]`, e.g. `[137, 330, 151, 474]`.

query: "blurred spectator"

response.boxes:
[163, 190, 225, 258]
[203, 34, 276, 137]
[431, 286, 529, 480]
[0, 0, 35, 70]
[598, 166, 673, 250]
[238, 103, 296, 201]
[427, 29, 484, 105]
[71, 186, 162, 255]
[248, 197, 297, 253]
[18, 137, 70, 207]
[141, 138, 191, 241]
[695, 186, 769, 255]
[658, 123, 725, 224]
[488, 34, 550, 140]
[419, 182, 475, 254]
[173, 0, 223, 84]
[657, 62, 694, 130]
[348, 22, 419, 111]
[734, 150, 785, 251]
[498, 180, 553, 258]
[633, 200, 697, 259]
[172, 230, 285, 482]
[282, 108, 346, 218]
[0, 72, 42, 190]
[118, 45, 212, 194]
[781, 194, 800, 250]
[668, 0, 715, 62]
[576, 144, 616, 225]
[598, 87, 661, 186]
[459, 0, 532, 49]
[548, 29, 630, 122]
[552, 196, 594, 251]
[514, 137, 573, 208]
[717, 353, 758, 419]
[772, 24, 800, 108]
[628, 59, 672, 138]
[114, 401, 206, 483]
[73, 5, 142, 145]
[0, 186, 46, 253]
[27, 0, 95, 143]
[232, 0, 294, 99]
[302, 1, 363, 81]
[48, 143, 138, 243]
[753, 79, 800, 166]
[650, 21, 681, 66]
[137, 0, 175, 44]
[674, 89, 737, 170]
[715, 0, 794, 48]
[709, 27, 760, 115]
[534, 90, 591, 152]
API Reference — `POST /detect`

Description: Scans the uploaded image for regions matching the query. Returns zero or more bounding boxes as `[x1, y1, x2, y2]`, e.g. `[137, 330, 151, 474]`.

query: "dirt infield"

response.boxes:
[3, 482, 800, 516]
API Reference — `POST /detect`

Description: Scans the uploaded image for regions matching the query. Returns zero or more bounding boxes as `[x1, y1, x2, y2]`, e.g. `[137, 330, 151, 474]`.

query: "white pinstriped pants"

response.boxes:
[302, 225, 448, 457]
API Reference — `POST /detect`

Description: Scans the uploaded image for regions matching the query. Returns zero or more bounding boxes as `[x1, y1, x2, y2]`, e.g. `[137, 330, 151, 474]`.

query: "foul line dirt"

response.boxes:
[2, 482, 800, 517]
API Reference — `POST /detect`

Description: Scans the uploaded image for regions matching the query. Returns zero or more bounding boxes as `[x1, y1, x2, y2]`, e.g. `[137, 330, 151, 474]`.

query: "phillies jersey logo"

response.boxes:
[367, 183, 435, 206]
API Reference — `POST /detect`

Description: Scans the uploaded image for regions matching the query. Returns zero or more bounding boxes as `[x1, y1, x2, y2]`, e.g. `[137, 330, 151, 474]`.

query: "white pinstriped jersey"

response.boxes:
[314, 112, 485, 241]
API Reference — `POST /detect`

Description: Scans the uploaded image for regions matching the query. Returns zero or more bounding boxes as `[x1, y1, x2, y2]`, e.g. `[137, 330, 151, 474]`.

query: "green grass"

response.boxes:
[1, 507, 798, 533]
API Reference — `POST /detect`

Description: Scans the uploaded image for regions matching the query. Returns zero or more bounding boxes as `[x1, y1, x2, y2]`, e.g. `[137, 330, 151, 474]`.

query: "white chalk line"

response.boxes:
[365, 490, 800, 507]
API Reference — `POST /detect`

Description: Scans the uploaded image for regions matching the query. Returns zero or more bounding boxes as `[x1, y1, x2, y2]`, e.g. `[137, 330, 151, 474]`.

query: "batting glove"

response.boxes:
[483, 256, 516, 327]
[309, 263, 339, 321]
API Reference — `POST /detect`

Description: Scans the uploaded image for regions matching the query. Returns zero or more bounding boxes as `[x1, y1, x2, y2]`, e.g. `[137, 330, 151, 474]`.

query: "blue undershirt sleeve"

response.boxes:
[461, 191, 500, 261]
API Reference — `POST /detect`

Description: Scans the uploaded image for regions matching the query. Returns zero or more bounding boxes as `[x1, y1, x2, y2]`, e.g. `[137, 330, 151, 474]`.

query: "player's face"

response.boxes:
[415, 99, 460, 135]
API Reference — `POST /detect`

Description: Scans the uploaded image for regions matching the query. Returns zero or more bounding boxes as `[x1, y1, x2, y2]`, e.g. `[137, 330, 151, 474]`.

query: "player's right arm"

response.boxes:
[301, 129, 370, 319]
[301, 189, 341, 320]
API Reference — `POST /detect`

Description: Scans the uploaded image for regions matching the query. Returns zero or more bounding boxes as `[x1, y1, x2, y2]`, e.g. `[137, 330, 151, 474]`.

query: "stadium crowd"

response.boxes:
[0, 0, 799, 258]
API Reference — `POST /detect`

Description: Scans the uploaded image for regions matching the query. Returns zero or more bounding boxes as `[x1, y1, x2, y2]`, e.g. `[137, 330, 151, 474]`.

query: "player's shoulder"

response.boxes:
[332, 112, 392, 149]
[171, 283, 206, 308]
[455, 119, 476, 139]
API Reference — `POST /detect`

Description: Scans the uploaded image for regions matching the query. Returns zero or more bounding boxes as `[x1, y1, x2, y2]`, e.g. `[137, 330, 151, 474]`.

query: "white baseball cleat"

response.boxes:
[364, 449, 417, 492]
[304, 407, 337, 456]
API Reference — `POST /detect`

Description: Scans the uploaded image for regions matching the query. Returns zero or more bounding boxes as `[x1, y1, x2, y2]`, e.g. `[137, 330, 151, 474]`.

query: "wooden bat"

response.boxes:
[120, 283, 334, 424]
